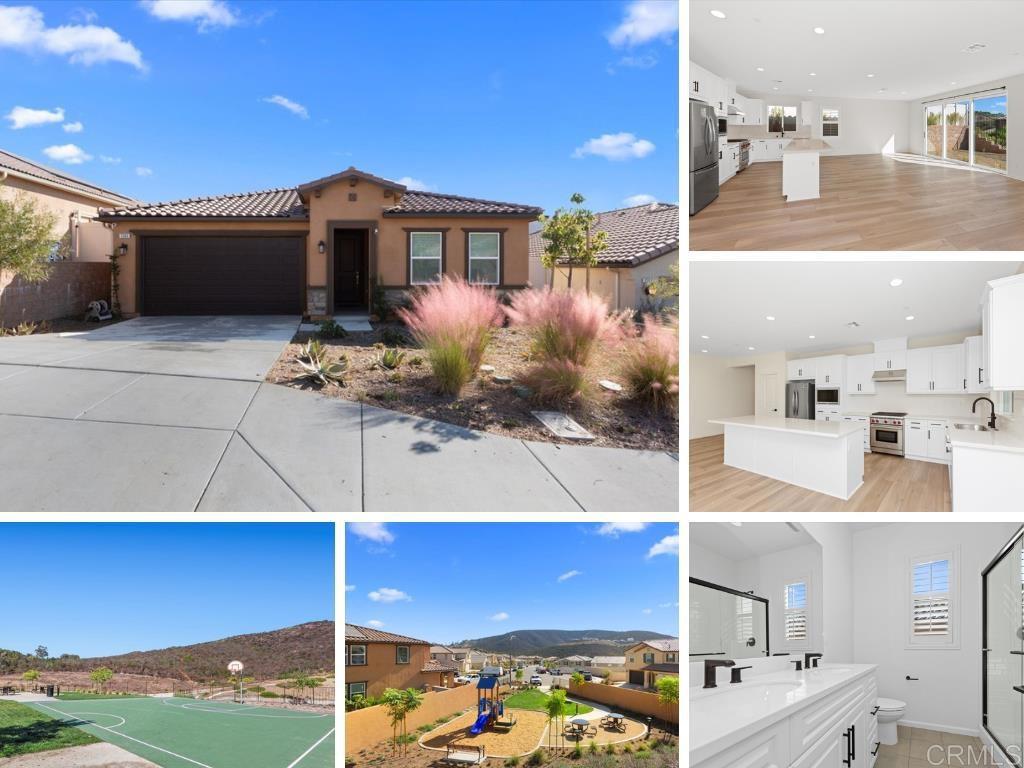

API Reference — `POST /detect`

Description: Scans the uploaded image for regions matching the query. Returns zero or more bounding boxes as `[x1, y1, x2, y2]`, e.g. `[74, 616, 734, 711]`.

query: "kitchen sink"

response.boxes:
[954, 423, 993, 431]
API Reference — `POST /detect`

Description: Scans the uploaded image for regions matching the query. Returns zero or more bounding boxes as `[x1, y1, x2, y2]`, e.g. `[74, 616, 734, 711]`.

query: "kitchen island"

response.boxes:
[782, 138, 832, 202]
[708, 415, 864, 499]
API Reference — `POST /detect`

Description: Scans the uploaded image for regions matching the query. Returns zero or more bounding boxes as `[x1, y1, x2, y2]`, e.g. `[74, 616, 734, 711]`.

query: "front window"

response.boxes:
[642, 653, 655, 664]
[346, 682, 366, 700]
[410, 232, 442, 285]
[396, 645, 410, 664]
[467, 232, 500, 285]
[347, 644, 366, 666]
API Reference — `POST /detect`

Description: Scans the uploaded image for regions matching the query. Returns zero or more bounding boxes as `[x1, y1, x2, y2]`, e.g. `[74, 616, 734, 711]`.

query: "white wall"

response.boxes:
[802, 523, 854, 663]
[908, 73, 1024, 182]
[690, 542, 739, 588]
[689, 355, 755, 439]
[851, 523, 1019, 734]
[734, 91, 912, 156]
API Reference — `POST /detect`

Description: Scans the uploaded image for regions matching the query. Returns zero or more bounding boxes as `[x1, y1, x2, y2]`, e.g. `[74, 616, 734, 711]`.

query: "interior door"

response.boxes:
[759, 372, 779, 415]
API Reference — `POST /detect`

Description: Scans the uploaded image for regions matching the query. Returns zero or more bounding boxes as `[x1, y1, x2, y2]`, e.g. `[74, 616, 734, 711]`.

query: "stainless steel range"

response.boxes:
[870, 411, 907, 456]
[730, 139, 751, 172]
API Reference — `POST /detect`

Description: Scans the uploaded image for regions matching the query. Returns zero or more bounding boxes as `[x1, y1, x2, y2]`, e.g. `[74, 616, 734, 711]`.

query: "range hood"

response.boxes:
[727, 104, 746, 116]
[872, 368, 906, 382]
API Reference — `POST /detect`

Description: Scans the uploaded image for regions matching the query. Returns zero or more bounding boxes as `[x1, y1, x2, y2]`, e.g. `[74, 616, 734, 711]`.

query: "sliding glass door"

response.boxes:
[925, 91, 1007, 171]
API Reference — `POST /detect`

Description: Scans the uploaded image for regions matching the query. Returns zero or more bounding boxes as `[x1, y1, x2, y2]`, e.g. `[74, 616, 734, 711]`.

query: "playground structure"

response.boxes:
[469, 674, 516, 735]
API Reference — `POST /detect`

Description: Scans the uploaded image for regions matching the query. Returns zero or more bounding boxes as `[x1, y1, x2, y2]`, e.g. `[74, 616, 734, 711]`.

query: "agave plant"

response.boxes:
[296, 339, 348, 387]
[377, 347, 406, 370]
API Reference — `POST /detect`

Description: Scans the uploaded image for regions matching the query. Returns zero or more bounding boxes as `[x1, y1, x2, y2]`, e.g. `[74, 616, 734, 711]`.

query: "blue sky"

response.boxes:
[0, 523, 334, 657]
[0, 1, 679, 213]
[345, 522, 679, 644]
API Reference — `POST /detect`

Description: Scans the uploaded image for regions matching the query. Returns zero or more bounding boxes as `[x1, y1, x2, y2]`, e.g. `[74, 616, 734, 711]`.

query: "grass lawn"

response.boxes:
[503, 688, 593, 714]
[0, 700, 99, 758]
[56, 692, 143, 700]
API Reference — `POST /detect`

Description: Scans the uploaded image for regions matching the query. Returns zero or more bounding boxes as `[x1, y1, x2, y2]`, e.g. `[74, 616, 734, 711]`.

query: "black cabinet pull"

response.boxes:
[872, 742, 880, 756]
[871, 705, 880, 715]
[842, 727, 852, 766]
[1013, 685, 1024, 695]
[851, 724, 855, 760]
[906, 675, 919, 681]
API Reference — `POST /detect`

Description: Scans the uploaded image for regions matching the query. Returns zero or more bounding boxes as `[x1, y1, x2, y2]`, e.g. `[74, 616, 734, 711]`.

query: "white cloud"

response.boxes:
[396, 176, 433, 192]
[71, 8, 99, 24]
[366, 619, 384, 628]
[5, 106, 64, 129]
[140, 0, 239, 31]
[349, 523, 394, 544]
[608, 0, 679, 47]
[262, 94, 308, 119]
[99, 155, 121, 164]
[573, 132, 655, 161]
[557, 569, 582, 583]
[596, 522, 648, 537]
[345, 584, 356, 592]
[135, 166, 153, 176]
[606, 53, 658, 75]
[623, 194, 656, 206]
[62, 121, 83, 133]
[490, 612, 509, 622]
[43, 143, 92, 164]
[641, 608, 653, 614]
[0, 5, 145, 70]
[646, 534, 679, 559]
[368, 587, 411, 603]
[658, 602, 679, 609]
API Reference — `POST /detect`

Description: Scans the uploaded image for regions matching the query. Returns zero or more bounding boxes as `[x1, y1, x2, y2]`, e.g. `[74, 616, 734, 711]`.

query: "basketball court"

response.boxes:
[27, 696, 335, 768]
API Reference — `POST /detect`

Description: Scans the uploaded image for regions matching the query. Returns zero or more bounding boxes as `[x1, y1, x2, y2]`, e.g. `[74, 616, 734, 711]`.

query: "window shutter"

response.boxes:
[735, 596, 753, 644]
[912, 559, 950, 637]
[784, 582, 808, 642]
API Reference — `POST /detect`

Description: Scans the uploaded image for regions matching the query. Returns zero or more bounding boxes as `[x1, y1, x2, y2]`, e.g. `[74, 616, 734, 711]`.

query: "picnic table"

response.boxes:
[602, 713, 626, 732]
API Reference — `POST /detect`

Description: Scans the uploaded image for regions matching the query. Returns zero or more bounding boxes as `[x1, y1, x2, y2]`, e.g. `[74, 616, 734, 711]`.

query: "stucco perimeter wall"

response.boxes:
[345, 683, 479, 755]
[107, 220, 309, 315]
[568, 681, 678, 724]
[1, 261, 111, 326]
[0, 176, 113, 262]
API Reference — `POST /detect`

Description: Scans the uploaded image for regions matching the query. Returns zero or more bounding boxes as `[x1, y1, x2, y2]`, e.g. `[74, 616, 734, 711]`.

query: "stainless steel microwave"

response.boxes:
[816, 388, 840, 404]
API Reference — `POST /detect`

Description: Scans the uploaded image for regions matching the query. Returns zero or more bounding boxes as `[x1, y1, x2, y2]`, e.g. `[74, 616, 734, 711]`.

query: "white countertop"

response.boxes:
[949, 426, 1024, 454]
[783, 138, 833, 154]
[690, 663, 877, 764]
[842, 411, 987, 423]
[709, 414, 863, 438]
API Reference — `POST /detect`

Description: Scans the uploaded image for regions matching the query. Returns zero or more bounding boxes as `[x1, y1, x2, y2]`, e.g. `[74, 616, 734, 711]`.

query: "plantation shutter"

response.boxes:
[735, 596, 753, 645]
[912, 559, 950, 637]
[784, 582, 808, 643]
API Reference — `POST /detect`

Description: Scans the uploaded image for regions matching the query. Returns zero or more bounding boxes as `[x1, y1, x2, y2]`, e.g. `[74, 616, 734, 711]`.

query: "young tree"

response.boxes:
[655, 675, 679, 706]
[89, 667, 114, 693]
[0, 188, 57, 282]
[380, 688, 406, 755]
[515, 667, 524, 686]
[570, 671, 585, 687]
[35, 645, 49, 660]
[23, 669, 39, 682]
[400, 688, 424, 755]
[537, 193, 608, 291]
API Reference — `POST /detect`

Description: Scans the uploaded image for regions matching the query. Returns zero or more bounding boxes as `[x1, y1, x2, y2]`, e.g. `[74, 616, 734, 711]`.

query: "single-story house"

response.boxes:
[591, 655, 628, 682]
[344, 624, 458, 700]
[624, 638, 679, 689]
[96, 167, 542, 319]
[555, 654, 594, 669]
[1, 149, 135, 262]
[530, 201, 679, 311]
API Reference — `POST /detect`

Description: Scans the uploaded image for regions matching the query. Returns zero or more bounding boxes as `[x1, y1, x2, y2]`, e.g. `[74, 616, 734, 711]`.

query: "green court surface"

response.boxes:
[28, 696, 335, 768]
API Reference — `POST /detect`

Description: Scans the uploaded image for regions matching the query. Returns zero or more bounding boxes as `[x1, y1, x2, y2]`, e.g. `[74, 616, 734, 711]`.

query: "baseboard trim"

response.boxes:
[900, 718, 978, 737]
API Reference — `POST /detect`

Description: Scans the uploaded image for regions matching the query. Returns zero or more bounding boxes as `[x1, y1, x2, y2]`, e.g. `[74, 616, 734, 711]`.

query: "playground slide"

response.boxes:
[469, 713, 490, 735]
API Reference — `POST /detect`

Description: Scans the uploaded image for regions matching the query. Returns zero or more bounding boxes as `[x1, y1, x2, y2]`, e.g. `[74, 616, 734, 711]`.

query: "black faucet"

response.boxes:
[805, 653, 823, 669]
[703, 659, 735, 689]
[790, 659, 803, 671]
[972, 397, 998, 429]
[730, 666, 753, 684]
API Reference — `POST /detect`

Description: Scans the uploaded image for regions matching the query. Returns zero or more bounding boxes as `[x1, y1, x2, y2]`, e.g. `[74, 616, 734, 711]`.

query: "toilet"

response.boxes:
[876, 697, 907, 745]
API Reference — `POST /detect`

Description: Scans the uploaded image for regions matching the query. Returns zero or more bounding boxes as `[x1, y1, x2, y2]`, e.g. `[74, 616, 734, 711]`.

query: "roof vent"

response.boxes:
[846, 321, 861, 328]
[648, 202, 660, 212]
[962, 43, 987, 53]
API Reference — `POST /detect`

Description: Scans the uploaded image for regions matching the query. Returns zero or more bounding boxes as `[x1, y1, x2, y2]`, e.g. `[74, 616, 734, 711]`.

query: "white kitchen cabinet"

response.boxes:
[906, 344, 965, 394]
[906, 419, 949, 464]
[800, 100, 817, 126]
[788, 358, 817, 380]
[689, 61, 711, 101]
[846, 354, 876, 395]
[984, 273, 1024, 391]
[927, 421, 948, 461]
[718, 143, 734, 185]
[746, 98, 764, 125]
[842, 415, 871, 453]
[873, 338, 907, 371]
[750, 139, 769, 162]
[963, 335, 988, 393]
[816, 406, 841, 422]
[815, 355, 845, 389]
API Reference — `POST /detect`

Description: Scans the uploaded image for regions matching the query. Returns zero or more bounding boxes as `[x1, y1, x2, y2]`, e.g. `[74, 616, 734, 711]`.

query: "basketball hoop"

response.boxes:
[228, 661, 244, 703]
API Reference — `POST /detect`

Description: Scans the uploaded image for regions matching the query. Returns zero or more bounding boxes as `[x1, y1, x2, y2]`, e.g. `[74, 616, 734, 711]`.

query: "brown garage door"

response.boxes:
[141, 235, 304, 315]
[628, 670, 645, 686]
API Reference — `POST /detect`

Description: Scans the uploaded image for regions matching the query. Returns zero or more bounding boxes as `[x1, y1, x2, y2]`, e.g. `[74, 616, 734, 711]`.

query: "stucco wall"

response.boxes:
[345, 642, 435, 699]
[548, 250, 678, 311]
[345, 683, 479, 755]
[1, 261, 111, 326]
[568, 681, 678, 724]
[0, 176, 113, 262]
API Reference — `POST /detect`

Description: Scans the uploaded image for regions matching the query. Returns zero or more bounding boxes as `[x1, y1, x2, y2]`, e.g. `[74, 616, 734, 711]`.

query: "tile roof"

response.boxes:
[422, 659, 460, 673]
[0, 148, 135, 206]
[591, 656, 626, 665]
[298, 166, 407, 195]
[98, 188, 307, 220]
[641, 663, 680, 673]
[384, 190, 542, 218]
[529, 202, 679, 267]
[345, 624, 430, 645]
[430, 645, 455, 655]
[627, 638, 679, 653]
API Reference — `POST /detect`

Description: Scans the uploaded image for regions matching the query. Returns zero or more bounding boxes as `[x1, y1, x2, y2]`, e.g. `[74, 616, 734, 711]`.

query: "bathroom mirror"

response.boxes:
[690, 522, 824, 659]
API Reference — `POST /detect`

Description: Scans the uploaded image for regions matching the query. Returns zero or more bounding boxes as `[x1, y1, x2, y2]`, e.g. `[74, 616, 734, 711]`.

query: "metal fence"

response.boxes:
[172, 681, 334, 708]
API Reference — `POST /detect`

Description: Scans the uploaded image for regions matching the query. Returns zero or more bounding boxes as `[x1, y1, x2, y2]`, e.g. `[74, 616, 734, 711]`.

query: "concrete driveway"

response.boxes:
[0, 318, 679, 512]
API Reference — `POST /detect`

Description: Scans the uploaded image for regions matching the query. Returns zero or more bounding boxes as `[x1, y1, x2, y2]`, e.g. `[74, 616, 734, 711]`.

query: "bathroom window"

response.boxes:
[735, 596, 754, 645]
[783, 580, 809, 648]
[908, 551, 959, 649]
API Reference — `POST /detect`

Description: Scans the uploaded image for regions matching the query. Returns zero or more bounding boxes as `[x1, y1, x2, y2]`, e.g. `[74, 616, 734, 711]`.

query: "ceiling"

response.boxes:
[690, 261, 1020, 357]
[690, 0, 1024, 100]
[690, 522, 816, 560]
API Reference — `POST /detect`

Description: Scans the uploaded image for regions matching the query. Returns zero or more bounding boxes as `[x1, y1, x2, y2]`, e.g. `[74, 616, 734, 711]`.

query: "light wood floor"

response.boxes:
[689, 435, 952, 512]
[690, 153, 1024, 250]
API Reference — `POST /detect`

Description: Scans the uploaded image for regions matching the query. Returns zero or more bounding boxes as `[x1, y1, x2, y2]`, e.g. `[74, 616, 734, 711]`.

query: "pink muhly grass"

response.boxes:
[519, 359, 592, 406]
[505, 288, 627, 367]
[621, 314, 680, 414]
[396, 277, 501, 395]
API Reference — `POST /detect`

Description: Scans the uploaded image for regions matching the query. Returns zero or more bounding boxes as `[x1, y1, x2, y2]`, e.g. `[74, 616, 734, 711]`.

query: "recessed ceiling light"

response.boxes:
[866, 73, 875, 78]
[747, 346, 756, 351]
[710, 9, 726, 18]
[772, 86, 779, 90]
[756, 66, 765, 72]
[951, 81, 957, 85]
[730, 522, 743, 527]
[808, 335, 816, 339]
[814, 27, 825, 34]
[808, 89, 814, 93]
[905, 315, 915, 321]
[701, 349, 709, 353]
[766, 315, 775, 321]
[701, 335, 709, 339]
[890, 278, 903, 287]
[901, 91, 908, 95]
[809, 72, 816, 76]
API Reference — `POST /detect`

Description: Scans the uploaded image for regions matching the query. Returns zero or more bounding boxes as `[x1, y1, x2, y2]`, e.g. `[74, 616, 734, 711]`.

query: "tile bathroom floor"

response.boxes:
[875, 726, 999, 767]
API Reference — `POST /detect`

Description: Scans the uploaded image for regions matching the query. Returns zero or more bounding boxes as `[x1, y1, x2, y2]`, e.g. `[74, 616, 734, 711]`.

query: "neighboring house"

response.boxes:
[96, 167, 542, 318]
[446, 647, 475, 674]
[530, 202, 679, 311]
[624, 638, 679, 689]
[467, 650, 489, 670]
[430, 645, 457, 666]
[0, 149, 135, 262]
[344, 624, 457, 700]
[591, 656, 627, 682]
[556, 655, 593, 669]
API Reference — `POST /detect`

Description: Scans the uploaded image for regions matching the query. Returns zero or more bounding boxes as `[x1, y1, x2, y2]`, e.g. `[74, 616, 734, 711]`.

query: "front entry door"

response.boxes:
[334, 229, 367, 309]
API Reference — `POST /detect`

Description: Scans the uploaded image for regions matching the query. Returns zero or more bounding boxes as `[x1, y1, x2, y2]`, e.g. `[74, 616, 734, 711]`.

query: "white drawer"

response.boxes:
[693, 721, 790, 768]
[789, 676, 868, 756]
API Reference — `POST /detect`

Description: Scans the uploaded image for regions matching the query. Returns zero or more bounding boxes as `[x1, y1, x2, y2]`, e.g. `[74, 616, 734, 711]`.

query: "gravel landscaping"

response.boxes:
[266, 324, 678, 451]
[419, 709, 550, 757]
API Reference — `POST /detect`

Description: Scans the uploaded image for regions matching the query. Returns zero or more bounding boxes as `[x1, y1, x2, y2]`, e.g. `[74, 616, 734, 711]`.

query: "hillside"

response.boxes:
[0, 621, 333, 682]
[455, 629, 674, 657]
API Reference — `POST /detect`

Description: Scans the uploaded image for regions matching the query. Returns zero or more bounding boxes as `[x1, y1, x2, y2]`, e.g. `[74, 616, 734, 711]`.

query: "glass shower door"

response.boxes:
[984, 531, 1024, 764]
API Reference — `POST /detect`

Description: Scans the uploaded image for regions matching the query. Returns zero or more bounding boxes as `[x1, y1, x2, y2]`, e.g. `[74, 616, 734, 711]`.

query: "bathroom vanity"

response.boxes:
[691, 663, 879, 768]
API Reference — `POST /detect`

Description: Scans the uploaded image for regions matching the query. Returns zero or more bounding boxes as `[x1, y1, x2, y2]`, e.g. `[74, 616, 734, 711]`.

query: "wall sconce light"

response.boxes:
[118, 243, 128, 256]
[318, 240, 326, 254]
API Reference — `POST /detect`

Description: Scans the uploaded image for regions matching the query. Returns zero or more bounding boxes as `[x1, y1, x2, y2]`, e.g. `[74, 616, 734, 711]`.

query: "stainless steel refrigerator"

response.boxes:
[689, 98, 719, 216]
[786, 380, 816, 420]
